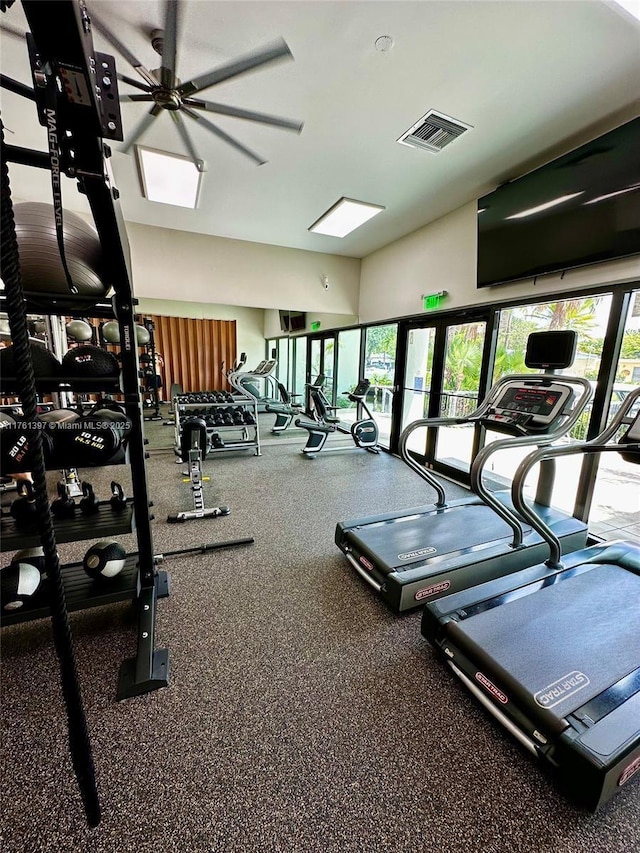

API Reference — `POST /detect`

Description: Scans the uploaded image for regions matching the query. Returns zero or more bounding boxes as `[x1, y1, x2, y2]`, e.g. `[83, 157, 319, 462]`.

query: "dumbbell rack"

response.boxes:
[0, 1, 169, 706]
[0, 300, 139, 563]
[174, 395, 261, 457]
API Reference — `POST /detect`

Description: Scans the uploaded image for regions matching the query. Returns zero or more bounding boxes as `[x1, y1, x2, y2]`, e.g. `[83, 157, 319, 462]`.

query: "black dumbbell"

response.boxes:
[51, 482, 76, 519]
[110, 481, 127, 512]
[80, 482, 100, 515]
[10, 480, 38, 527]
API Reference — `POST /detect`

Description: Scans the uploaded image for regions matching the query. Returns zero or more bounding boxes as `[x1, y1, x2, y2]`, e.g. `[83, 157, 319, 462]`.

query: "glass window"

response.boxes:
[435, 321, 487, 471]
[487, 293, 613, 511]
[276, 338, 289, 387]
[293, 336, 307, 398]
[336, 329, 361, 420]
[365, 324, 398, 449]
[401, 326, 436, 456]
[589, 290, 640, 541]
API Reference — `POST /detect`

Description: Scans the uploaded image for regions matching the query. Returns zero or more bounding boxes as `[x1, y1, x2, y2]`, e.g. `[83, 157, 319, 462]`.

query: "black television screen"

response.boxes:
[477, 117, 640, 288]
[279, 310, 306, 333]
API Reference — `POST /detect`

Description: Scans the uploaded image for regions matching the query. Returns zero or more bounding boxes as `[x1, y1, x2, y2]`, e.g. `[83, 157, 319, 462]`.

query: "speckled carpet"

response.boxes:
[1, 410, 639, 853]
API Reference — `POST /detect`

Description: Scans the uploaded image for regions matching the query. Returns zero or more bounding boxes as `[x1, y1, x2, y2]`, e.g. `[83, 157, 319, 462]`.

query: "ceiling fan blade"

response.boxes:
[160, 0, 180, 89]
[183, 106, 266, 166]
[121, 105, 162, 154]
[178, 37, 293, 98]
[91, 11, 159, 88]
[118, 73, 153, 93]
[183, 99, 303, 133]
[171, 112, 206, 172]
[120, 94, 156, 103]
[0, 22, 27, 42]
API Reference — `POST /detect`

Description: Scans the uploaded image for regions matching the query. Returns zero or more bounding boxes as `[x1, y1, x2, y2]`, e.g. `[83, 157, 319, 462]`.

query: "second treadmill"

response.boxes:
[335, 331, 592, 612]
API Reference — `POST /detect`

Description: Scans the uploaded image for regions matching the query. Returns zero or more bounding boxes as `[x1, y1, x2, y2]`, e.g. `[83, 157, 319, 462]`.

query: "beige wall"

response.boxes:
[263, 309, 359, 339]
[136, 297, 265, 369]
[128, 221, 361, 316]
[359, 201, 640, 324]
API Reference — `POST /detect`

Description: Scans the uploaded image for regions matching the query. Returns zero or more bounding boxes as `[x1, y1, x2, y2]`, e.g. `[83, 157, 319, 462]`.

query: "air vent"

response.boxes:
[397, 110, 472, 153]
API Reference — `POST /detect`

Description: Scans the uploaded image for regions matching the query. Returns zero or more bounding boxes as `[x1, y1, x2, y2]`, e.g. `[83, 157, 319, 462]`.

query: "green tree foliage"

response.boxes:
[621, 330, 640, 359]
[529, 297, 599, 333]
[365, 325, 397, 361]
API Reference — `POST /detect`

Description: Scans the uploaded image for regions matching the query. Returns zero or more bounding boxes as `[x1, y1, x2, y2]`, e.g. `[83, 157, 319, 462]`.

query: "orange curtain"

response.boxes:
[149, 315, 236, 393]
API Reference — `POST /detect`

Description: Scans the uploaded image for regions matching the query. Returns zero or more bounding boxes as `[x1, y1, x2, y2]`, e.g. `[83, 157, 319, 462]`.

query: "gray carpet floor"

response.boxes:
[1, 407, 639, 852]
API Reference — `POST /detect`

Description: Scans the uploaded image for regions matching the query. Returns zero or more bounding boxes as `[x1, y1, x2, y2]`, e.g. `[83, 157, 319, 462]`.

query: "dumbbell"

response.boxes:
[52, 408, 130, 467]
[1, 418, 55, 475]
[80, 482, 100, 515]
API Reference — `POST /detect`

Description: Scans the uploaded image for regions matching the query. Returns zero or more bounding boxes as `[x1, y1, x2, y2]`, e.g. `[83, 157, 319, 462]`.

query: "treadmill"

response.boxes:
[335, 331, 593, 612]
[421, 387, 640, 811]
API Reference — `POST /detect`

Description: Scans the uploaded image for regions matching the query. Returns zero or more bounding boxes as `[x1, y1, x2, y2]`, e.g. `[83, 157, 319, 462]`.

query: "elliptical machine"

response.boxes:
[295, 378, 380, 458]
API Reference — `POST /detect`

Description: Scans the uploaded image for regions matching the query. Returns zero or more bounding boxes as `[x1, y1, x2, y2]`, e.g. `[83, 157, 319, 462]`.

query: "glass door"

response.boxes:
[308, 332, 337, 406]
[364, 323, 398, 449]
[584, 289, 640, 541]
[433, 320, 487, 472]
[399, 325, 437, 457]
[393, 310, 494, 483]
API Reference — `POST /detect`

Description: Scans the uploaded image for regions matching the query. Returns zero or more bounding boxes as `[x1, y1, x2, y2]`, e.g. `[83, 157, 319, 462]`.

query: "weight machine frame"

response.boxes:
[2, 1, 169, 700]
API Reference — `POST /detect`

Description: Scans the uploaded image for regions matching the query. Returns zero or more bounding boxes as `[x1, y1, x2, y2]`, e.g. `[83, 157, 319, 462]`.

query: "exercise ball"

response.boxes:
[101, 321, 120, 344]
[0, 342, 62, 389]
[66, 319, 93, 342]
[1, 561, 41, 610]
[83, 540, 126, 579]
[135, 324, 150, 346]
[12, 202, 108, 303]
[61, 345, 119, 378]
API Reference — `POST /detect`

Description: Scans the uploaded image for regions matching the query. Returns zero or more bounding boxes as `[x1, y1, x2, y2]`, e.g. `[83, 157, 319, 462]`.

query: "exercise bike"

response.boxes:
[295, 378, 380, 458]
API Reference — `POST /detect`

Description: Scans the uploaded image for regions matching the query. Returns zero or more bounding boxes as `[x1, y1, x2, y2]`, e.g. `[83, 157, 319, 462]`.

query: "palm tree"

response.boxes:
[529, 297, 600, 333]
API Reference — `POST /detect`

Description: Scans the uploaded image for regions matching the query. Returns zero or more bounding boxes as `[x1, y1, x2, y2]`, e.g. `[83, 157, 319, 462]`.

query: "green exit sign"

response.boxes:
[423, 290, 448, 311]
[311, 321, 321, 331]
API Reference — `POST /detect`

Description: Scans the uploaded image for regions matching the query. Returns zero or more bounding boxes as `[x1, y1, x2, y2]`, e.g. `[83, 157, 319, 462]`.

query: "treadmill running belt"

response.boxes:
[349, 503, 524, 570]
[454, 564, 640, 722]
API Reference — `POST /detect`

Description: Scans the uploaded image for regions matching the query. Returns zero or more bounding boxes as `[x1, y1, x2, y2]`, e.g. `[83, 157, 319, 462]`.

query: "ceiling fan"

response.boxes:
[90, 0, 303, 169]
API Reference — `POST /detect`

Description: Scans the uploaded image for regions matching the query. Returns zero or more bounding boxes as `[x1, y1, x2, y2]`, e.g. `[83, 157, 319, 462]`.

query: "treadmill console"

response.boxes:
[485, 381, 574, 434]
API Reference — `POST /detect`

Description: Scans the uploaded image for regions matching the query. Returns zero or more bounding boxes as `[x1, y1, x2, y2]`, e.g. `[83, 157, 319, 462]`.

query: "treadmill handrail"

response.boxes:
[399, 373, 592, 541]
[470, 375, 592, 547]
[511, 386, 640, 567]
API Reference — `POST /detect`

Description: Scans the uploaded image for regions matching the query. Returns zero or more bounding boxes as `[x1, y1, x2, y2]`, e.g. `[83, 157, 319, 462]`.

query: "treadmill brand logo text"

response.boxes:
[398, 547, 437, 561]
[619, 756, 640, 787]
[475, 672, 508, 705]
[534, 671, 590, 709]
[415, 581, 451, 601]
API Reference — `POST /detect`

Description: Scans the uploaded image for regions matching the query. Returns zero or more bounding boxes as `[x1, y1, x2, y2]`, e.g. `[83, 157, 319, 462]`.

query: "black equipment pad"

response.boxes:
[347, 503, 525, 571]
[452, 563, 640, 725]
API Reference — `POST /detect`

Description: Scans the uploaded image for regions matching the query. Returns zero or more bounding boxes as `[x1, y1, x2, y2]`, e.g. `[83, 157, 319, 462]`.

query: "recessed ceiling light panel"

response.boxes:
[309, 198, 385, 238]
[136, 146, 203, 208]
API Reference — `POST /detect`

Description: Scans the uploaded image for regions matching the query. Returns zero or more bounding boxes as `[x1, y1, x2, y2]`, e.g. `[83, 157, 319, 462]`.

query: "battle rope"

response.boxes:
[0, 120, 100, 827]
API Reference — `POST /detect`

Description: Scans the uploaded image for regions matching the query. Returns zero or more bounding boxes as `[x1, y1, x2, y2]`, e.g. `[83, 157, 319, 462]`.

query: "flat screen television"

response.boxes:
[279, 310, 306, 333]
[476, 117, 640, 288]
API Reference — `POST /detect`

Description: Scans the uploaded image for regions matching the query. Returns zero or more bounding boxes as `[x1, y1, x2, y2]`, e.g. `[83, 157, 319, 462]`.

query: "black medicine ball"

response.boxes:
[83, 540, 126, 579]
[0, 342, 62, 390]
[61, 345, 120, 378]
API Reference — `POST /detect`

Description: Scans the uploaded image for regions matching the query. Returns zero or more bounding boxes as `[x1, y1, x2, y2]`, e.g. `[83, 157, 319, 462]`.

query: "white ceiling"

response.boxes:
[1, 1, 640, 259]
